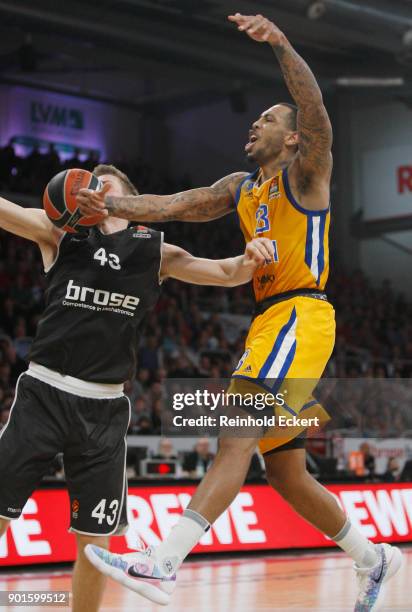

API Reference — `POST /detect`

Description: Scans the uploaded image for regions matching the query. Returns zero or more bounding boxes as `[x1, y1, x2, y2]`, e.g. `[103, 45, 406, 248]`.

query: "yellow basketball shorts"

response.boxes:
[229, 296, 336, 454]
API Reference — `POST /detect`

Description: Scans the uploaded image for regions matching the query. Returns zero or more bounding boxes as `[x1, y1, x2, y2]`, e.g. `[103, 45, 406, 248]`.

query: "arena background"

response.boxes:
[0, 1, 411, 609]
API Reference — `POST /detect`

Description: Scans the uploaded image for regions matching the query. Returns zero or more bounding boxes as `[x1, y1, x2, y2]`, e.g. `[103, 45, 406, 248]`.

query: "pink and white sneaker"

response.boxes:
[354, 543, 403, 611]
[84, 544, 176, 606]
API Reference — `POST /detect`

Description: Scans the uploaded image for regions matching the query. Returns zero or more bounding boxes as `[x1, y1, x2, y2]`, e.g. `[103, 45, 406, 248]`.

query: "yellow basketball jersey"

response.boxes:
[235, 167, 330, 302]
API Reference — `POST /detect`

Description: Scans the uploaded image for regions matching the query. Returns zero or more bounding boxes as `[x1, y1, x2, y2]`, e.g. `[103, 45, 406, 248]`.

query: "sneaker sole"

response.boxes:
[84, 545, 171, 606]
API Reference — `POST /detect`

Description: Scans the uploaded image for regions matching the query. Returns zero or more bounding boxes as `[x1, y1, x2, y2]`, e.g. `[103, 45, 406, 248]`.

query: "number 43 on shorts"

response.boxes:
[91, 498, 119, 526]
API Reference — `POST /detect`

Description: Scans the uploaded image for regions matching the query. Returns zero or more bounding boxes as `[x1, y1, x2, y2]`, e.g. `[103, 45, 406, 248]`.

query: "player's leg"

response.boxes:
[265, 445, 354, 540]
[265, 445, 403, 610]
[85, 433, 259, 603]
[260, 298, 402, 609]
[186, 435, 257, 522]
[64, 393, 130, 610]
[0, 374, 66, 527]
[72, 534, 109, 612]
[0, 519, 9, 567]
[84, 302, 301, 600]
[0, 518, 10, 537]
[145, 434, 257, 574]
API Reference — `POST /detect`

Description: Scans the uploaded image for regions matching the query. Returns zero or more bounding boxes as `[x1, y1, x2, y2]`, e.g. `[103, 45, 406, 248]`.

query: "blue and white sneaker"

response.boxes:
[84, 544, 176, 606]
[354, 543, 403, 611]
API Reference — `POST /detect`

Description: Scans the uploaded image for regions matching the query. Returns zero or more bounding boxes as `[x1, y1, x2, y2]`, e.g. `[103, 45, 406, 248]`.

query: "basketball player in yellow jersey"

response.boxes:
[231, 153, 333, 456]
[79, 14, 402, 609]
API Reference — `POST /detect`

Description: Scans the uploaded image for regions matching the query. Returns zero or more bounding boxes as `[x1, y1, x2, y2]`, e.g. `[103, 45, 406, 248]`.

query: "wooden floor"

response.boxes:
[0, 547, 411, 611]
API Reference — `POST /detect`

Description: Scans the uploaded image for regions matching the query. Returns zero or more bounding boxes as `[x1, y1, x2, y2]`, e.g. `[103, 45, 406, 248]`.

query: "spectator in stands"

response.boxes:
[0, 298, 18, 336]
[360, 442, 376, 478]
[0, 406, 10, 431]
[0, 337, 26, 384]
[136, 368, 151, 388]
[0, 362, 11, 388]
[84, 150, 100, 171]
[138, 336, 160, 372]
[151, 398, 163, 434]
[129, 397, 150, 431]
[41, 144, 61, 182]
[64, 147, 82, 170]
[383, 457, 401, 482]
[124, 377, 144, 406]
[0, 139, 17, 187]
[135, 415, 154, 435]
[182, 438, 214, 477]
[153, 438, 178, 461]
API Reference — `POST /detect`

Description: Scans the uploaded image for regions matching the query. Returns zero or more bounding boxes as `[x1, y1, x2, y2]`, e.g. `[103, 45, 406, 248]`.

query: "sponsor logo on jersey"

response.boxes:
[133, 232, 151, 238]
[7, 507, 21, 513]
[133, 225, 152, 239]
[245, 181, 255, 197]
[235, 348, 251, 371]
[72, 499, 80, 519]
[257, 273, 275, 290]
[269, 177, 280, 200]
[63, 279, 140, 313]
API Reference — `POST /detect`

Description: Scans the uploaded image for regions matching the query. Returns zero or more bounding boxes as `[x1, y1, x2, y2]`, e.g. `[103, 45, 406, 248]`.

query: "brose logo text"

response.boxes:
[64, 279, 140, 313]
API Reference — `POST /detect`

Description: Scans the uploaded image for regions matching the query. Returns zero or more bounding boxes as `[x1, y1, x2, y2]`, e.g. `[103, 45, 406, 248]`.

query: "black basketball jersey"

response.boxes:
[30, 225, 162, 383]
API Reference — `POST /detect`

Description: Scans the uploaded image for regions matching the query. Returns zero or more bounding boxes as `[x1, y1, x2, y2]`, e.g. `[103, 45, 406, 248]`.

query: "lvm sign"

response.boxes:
[30, 101, 84, 130]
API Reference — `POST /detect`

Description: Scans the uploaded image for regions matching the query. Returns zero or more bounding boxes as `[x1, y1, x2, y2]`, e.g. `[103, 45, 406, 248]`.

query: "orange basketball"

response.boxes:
[43, 168, 104, 233]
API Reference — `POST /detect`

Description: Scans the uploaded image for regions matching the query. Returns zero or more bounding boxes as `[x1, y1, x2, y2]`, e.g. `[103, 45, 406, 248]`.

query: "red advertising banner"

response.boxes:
[1, 482, 412, 566]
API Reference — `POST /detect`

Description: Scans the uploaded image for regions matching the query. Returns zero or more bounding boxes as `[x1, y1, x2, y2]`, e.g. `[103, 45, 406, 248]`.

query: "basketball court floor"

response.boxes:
[0, 546, 410, 611]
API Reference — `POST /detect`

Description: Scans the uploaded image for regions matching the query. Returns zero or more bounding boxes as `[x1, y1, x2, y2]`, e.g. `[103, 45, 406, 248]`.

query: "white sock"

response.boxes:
[154, 509, 210, 576]
[333, 518, 378, 568]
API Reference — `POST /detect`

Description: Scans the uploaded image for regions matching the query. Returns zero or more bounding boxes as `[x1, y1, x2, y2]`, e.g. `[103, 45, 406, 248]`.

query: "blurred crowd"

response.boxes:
[1, 143, 412, 451]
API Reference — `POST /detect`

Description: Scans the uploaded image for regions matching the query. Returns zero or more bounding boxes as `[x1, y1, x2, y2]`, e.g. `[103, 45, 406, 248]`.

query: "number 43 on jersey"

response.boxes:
[93, 248, 121, 270]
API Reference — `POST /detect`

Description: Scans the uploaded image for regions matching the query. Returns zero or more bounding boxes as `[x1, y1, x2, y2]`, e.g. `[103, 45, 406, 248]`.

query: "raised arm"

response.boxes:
[229, 13, 332, 205]
[77, 172, 247, 222]
[0, 196, 62, 267]
[0, 196, 61, 244]
[161, 238, 274, 286]
[271, 27, 332, 183]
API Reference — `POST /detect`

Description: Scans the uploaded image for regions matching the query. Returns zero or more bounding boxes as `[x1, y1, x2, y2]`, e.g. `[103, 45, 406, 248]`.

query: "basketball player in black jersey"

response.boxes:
[0, 163, 274, 612]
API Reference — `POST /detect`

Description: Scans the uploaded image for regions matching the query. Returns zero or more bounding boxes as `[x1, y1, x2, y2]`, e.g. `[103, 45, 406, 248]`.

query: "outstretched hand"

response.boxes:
[228, 13, 283, 46]
[244, 238, 275, 269]
[76, 182, 111, 218]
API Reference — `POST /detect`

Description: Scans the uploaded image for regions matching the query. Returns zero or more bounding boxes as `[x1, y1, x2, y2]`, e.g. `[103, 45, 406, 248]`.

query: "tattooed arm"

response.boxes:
[271, 33, 332, 203]
[229, 13, 332, 210]
[77, 172, 247, 221]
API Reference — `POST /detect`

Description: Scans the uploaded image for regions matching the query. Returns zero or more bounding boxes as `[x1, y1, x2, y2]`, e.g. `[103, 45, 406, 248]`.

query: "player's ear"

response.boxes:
[285, 131, 298, 148]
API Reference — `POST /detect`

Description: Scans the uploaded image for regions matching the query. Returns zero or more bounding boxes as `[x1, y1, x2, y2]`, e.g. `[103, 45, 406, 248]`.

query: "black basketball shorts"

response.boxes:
[0, 373, 130, 536]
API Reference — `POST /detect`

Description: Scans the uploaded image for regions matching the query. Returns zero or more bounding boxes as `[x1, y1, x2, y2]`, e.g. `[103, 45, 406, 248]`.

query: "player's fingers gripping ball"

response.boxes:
[43, 168, 104, 233]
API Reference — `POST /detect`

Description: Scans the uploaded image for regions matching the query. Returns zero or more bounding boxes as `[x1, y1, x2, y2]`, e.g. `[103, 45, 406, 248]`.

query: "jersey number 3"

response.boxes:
[94, 247, 121, 270]
[255, 204, 270, 234]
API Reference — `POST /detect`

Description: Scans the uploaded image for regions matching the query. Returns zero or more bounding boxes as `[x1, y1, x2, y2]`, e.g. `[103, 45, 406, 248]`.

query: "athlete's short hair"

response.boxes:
[279, 103, 298, 131]
[92, 164, 139, 196]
